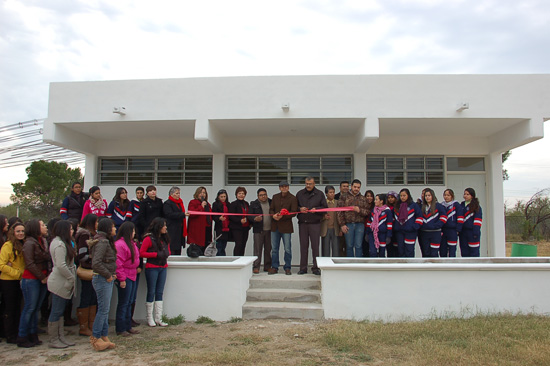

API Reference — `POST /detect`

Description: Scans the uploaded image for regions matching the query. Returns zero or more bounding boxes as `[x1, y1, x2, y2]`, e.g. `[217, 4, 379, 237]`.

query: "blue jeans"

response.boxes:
[18, 278, 47, 337]
[92, 275, 114, 338]
[271, 230, 292, 270]
[116, 279, 135, 333]
[344, 223, 364, 257]
[130, 272, 140, 306]
[216, 240, 227, 256]
[49, 293, 69, 322]
[145, 267, 167, 302]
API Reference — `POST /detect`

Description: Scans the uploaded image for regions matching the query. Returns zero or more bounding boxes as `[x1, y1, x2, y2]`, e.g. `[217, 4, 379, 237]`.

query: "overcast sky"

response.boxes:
[1, 0, 549, 206]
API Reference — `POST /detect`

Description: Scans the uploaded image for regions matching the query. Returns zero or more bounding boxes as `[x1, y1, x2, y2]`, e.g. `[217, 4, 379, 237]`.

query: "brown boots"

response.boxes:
[77, 308, 92, 336]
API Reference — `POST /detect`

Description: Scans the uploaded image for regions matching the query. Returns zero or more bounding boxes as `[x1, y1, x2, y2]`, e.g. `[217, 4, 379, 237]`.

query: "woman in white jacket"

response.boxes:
[47, 220, 77, 349]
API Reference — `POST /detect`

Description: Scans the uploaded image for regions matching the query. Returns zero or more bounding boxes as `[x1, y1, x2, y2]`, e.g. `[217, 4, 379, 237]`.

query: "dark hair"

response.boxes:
[215, 189, 228, 202]
[146, 185, 156, 193]
[325, 185, 335, 194]
[97, 218, 116, 250]
[46, 218, 61, 244]
[25, 219, 43, 241]
[351, 179, 362, 186]
[89, 186, 100, 195]
[71, 182, 82, 189]
[257, 188, 267, 195]
[399, 188, 413, 205]
[136, 186, 145, 193]
[80, 214, 98, 234]
[465, 187, 480, 213]
[116, 221, 136, 262]
[235, 186, 247, 197]
[7, 222, 25, 259]
[146, 217, 170, 249]
[68, 218, 79, 236]
[365, 190, 375, 210]
[376, 194, 387, 205]
[8, 216, 22, 230]
[113, 187, 130, 211]
[0, 214, 7, 247]
[444, 188, 455, 200]
[422, 188, 438, 213]
[339, 181, 350, 187]
[53, 220, 76, 261]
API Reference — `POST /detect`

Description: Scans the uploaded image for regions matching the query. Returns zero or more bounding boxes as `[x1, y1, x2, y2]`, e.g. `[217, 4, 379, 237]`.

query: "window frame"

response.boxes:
[366, 155, 445, 186]
[98, 156, 213, 185]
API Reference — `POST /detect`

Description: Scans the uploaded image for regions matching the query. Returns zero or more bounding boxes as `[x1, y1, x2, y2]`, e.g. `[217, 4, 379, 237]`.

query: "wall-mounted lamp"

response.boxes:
[456, 102, 469, 112]
[113, 107, 126, 115]
[281, 103, 290, 112]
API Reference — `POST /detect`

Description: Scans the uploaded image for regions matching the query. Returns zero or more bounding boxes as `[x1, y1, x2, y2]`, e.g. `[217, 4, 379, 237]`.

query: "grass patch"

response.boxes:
[115, 333, 190, 359]
[228, 316, 243, 323]
[195, 315, 215, 324]
[314, 314, 550, 365]
[230, 334, 272, 346]
[162, 313, 185, 325]
[45, 352, 77, 362]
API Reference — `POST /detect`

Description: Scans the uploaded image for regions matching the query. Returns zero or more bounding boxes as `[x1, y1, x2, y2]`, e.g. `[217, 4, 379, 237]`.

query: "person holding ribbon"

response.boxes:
[229, 187, 251, 256]
[187, 187, 212, 255]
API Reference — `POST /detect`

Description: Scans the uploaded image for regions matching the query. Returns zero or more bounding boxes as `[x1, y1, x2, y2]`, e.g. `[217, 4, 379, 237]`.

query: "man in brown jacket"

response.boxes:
[337, 179, 370, 257]
[268, 181, 298, 275]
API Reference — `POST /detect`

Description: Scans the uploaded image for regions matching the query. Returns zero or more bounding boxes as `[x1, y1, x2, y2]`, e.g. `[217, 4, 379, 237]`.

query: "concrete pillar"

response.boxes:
[487, 151, 506, 257]
[83, 153, 97, 189]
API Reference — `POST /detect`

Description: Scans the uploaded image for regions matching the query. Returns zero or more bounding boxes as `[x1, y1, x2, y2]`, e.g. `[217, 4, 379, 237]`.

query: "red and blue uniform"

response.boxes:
[106, 200, 133, 230]
[440, 201, 464, 257]
[366, 207, 393, 257]
[418, 203, 448, 257]
[393, 203, 422, 257]
[459, 202, 482, 257]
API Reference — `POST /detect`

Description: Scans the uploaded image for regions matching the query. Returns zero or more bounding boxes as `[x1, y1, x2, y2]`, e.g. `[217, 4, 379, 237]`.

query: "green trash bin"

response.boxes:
[511, 242, 538, 257]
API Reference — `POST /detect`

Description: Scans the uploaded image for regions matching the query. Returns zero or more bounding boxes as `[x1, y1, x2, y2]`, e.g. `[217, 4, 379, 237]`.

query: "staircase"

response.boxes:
[242, 270, 323, 320]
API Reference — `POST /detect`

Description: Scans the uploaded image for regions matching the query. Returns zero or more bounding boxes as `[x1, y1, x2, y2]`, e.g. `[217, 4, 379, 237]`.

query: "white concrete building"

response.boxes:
[43, 75, 550, 259]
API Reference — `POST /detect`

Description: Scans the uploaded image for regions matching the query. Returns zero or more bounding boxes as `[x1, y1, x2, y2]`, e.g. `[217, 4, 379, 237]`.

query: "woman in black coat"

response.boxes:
[139, 185, 164, 233]
[228, 187, 251, 256]
[211, 189, 231, 256]
[162, 186, 188, 255]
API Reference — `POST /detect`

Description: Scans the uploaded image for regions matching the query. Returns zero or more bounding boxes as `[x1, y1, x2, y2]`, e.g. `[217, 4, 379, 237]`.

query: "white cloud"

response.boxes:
[1, 0, 549, 205]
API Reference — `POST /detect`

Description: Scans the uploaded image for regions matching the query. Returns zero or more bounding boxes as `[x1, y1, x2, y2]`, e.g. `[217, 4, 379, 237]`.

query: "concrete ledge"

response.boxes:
[109, 256, 256, 322]
[317, 257, 550, 321]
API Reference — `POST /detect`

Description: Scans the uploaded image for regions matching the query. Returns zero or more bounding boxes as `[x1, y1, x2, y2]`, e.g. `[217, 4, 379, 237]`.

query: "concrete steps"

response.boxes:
[242, 271, 323, 320]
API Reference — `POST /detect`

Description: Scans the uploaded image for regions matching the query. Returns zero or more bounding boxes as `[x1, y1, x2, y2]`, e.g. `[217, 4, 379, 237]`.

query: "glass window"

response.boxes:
[99, 156, 213, 185]
[100, 172, 125, 184]
[158, 158, 184, 171]
[387, 157, 404, 170]
[128, 158, 154, 171]
[366, 155, 444, 186]
[366, 171, 385, 185]
[128, 172, 154, 184]
[226, 155, 352, 186]
[101, 159, 126, 171]
[446, 157, 485, 171]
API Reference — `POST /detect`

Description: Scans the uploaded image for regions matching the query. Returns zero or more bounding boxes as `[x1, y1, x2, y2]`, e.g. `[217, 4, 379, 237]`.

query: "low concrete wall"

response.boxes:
[106, 256, 255, 322]
[317, 257, 550, 321]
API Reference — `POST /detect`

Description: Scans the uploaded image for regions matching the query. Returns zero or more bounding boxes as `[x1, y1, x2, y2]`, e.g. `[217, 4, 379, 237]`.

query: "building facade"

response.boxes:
[43, 75, 550, 259]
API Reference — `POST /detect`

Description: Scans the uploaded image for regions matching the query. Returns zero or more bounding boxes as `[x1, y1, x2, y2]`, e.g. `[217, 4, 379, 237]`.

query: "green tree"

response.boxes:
[10, 160, 82, 221]
[0, 203, 32, 222]
[509, 189, 550, 240]
[502, 150, 511, 180]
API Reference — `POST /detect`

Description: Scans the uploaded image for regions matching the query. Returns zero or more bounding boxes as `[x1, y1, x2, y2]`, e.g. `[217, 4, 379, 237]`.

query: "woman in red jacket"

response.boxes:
[187, 186, 212, 255]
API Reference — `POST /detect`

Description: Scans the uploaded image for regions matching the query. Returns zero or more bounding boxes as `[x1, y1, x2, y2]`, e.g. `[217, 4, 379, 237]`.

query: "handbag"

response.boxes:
[77, 265, 93, 281]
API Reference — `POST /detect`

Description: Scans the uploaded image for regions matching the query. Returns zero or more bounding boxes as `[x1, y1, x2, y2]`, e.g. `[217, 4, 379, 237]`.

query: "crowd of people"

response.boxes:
[0, 178, 482, 350]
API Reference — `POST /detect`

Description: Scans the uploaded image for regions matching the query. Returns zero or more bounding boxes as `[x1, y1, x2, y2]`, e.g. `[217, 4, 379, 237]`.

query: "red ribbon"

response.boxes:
[187, 206, 356, 216]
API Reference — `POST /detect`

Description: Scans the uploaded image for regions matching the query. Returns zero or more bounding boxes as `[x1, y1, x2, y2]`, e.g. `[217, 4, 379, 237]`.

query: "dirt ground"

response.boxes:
[0, 319, 331, 366]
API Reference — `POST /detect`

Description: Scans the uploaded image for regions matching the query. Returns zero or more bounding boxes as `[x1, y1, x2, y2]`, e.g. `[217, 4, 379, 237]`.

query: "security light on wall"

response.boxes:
[281, 103, 290, 112]
[113, 107, 126, 115]
[456, 102, 469, 112]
